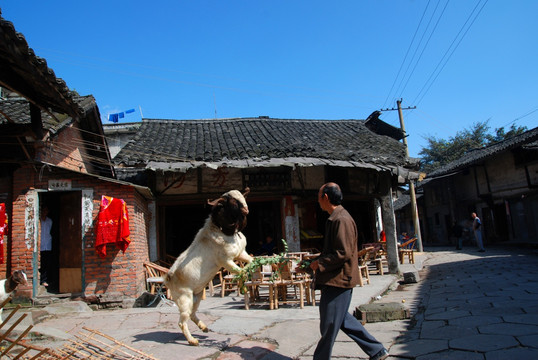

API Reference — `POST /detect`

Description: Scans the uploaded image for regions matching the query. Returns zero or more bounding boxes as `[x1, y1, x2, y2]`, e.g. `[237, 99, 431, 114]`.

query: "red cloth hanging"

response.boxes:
[95, 196, 131, 258]
[0, 203, 6, 264]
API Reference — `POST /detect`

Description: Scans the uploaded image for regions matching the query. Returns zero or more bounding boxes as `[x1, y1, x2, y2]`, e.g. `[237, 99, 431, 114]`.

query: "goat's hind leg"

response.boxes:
[191, 291, 208, 333]
[175, 290, 199, 346]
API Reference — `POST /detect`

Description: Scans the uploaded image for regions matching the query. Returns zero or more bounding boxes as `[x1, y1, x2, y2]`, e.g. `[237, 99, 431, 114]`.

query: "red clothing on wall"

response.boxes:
[0, 203, 6, 264]
[95, 196, 131, 258]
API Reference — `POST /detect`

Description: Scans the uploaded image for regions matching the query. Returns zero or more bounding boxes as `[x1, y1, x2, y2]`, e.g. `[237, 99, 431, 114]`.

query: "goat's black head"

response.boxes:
[12, 270, 28, 286]
[208, 188, 249, 236]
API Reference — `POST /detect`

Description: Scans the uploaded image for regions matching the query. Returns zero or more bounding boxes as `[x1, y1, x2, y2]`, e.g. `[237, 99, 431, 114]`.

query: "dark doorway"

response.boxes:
[162, 204, 209, 258]
[493, 203, 510, 242]
[39, 191, 82, 294]
[241, 200, 281, 255]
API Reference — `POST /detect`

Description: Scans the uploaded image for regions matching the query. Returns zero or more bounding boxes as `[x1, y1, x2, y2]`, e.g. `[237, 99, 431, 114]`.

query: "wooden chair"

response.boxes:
[357, 248, 372, 286]
[273, 260, 307, 309]
[220, 261, 246, 297]
[143, 262, 171, 300]
[398, 237, 417, 264]
[243, 264, 276, 310]
[365, 247, 385, 275]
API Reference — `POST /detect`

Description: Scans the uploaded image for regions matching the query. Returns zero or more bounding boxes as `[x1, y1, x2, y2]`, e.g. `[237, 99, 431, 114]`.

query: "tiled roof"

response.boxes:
[428, 126, 538, 178]
[0, 95, 95, 132]
[0, 14, 82, 118]
[113, 117, 409, 170]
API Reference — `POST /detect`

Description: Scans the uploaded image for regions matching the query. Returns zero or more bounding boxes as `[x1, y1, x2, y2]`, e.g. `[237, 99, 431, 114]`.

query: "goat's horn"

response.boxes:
[207, 197, 224, 207]
[242, 187, 250, 197]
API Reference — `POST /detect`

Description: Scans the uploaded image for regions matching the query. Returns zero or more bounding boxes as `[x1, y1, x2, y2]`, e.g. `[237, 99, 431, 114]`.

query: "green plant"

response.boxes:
[234, 239, 290, 294]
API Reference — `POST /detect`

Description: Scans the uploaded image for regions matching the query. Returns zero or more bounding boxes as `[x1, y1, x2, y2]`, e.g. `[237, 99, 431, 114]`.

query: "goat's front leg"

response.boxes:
[236, 251, 253, 264]
[175, 289, 199, 346]
[190, 291, 208, 333]
[223, 259, 242, 274]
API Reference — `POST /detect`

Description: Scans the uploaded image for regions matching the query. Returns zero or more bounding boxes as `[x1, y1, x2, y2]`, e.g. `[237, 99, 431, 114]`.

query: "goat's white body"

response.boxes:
[165, 216, 252, 345]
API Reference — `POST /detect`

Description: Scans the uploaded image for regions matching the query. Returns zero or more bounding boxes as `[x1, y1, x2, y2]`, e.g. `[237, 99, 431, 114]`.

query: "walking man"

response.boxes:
[471, 212, 485, 252]
[307, 183, 389, 360]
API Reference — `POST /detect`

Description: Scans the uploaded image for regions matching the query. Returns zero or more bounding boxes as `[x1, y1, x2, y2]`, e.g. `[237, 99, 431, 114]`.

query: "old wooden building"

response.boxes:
[419, 127, 538, 245]
[108, 113, 421, 273]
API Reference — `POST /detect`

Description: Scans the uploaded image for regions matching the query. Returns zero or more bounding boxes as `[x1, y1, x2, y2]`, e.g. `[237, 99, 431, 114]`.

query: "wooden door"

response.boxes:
[59, 191, 82, 293]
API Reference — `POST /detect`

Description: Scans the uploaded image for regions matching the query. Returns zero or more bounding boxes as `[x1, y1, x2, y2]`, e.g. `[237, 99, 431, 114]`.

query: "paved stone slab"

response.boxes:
[217, 339, 277, 360]
[478, 322, 538, 336]
[389, 339, 448, 358]
[416, 349, 485, 360]
[450, 334, 518, 352]
[420, 324, 477, 340]
[517, 334, 538, 348]
[420, 320, 445, 332]
[448, 315, 502, 327]
[425, 309, 470, 321]
[485, 347, 538, 360]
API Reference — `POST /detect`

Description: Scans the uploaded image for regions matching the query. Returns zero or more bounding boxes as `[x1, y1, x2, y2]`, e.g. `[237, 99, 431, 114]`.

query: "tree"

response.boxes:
[419, 120, 527, 173]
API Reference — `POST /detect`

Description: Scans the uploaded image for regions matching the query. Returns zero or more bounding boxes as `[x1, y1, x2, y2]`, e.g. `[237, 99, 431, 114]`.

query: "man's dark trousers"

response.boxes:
[313, 286, 385, 360]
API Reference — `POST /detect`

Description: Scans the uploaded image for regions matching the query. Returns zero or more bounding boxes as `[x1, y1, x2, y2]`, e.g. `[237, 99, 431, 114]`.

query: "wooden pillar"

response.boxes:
[379, 172, 400, 274]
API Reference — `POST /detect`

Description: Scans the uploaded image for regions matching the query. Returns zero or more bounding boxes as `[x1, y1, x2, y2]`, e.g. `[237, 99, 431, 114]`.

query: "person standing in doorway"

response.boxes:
[306, 183, 389, 360]
[471, 212, 485, 252]
[452, 221, 464, 250]
[40, 205, 53, 287]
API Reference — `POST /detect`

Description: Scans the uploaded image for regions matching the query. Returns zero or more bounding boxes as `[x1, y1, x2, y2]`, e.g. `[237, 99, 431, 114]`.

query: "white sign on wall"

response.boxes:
[48, 179, 72, 191]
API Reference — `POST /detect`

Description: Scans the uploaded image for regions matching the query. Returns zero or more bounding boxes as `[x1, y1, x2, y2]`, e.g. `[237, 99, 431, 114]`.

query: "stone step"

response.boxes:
[354, 302, 410, 324]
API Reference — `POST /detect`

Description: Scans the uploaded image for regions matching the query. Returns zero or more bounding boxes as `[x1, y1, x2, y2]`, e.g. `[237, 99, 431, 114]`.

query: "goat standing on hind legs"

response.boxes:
[164, 189, 253, 346]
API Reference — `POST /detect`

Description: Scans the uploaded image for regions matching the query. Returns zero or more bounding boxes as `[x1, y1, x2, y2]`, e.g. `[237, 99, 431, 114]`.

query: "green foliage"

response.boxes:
[419, 120, 527, 173]
[233, 239, 290, 294]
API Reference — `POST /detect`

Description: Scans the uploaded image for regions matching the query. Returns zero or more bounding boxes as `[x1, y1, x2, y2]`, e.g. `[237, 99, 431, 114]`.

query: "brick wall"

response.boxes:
[39, 125, 93, 174]
[9, 164, 151, 300]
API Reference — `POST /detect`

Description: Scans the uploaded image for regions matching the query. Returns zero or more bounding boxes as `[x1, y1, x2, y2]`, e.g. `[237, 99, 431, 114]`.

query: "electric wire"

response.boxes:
[398, 0, 450, 97]
[391, 0, 443, 102]
[382, 0, 431, 109]
[412, 0, 488, 106]
[500, 107, 538, 128]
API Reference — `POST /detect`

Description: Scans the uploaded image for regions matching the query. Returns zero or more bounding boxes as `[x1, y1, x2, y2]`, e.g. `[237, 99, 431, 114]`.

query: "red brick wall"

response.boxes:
[0, 174, 12, 278]
[9, 164, 151, 299]
[39, 125, 93, 174]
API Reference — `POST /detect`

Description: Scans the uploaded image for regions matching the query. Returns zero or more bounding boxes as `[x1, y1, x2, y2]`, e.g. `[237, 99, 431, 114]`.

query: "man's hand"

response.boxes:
[310, 260, 319, 271]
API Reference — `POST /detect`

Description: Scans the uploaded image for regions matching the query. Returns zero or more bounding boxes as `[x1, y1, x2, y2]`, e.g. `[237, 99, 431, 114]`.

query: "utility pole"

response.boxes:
[380, 99, 423, 252]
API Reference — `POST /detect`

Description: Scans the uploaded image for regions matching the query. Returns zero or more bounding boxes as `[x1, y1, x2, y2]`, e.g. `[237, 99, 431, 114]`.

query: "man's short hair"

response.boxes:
[322, 183, 343, 205]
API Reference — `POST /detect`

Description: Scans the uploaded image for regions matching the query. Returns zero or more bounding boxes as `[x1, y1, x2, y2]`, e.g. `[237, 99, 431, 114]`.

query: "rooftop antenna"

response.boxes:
[139, 105, 144, 119]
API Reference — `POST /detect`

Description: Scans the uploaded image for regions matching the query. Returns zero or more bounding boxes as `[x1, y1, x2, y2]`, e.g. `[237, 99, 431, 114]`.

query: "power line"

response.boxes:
[398, 0, 450, 97]
[412, 0, 488, 106]
[392, 0, 443, 101]
[382, 0, 431, 109]
[500, 107, 538, 128]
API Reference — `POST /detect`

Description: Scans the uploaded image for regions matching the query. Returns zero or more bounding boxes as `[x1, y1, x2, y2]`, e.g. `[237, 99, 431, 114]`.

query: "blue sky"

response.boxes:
[2, 1, 537, 157]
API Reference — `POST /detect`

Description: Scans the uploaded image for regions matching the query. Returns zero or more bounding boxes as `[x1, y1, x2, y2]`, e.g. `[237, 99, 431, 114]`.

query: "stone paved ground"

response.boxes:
[4, 246, 538, 359]
[370, 246, 538, 360]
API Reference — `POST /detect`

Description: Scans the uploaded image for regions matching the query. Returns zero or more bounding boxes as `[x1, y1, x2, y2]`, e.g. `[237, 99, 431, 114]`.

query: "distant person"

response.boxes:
[305, 183, 389, 360]
[398, 232, 410, 245]
[258, 234, 276, 255]
[379, 230, 386, 242]
[452, 221, 464, 250]
[40, 205, 53, 287]
[471, 212, 485, 252]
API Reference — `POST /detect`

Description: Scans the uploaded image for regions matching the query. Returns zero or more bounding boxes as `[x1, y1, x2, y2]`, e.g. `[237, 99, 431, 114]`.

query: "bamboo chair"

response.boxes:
[220, 260, 246, 297]
[357, 247, 372, 286]
[398, 238, 417, 264]
[273, 260, 307, 309]
[143, 262, 171, 300]
[243, 264, 276, 310]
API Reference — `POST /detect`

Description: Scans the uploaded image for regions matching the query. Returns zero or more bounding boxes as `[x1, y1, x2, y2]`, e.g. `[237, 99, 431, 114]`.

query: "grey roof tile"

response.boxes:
[428, 127, 538, 177]
[113, 117, 408, 168]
